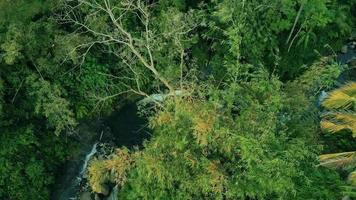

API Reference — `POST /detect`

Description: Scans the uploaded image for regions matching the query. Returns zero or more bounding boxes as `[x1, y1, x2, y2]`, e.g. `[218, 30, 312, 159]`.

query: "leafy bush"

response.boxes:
[116, 60, 345, 199]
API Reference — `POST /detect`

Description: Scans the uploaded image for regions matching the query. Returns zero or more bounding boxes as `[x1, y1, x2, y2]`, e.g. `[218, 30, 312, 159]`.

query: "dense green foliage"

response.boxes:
[95, 59, 346, 199]
[0, 0, 355, 199]
[319, 82, 356, 197]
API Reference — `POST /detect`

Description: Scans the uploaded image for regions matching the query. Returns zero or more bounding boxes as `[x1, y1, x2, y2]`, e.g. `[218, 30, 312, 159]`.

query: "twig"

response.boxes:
[11, 79, 24, 104]
[286, 3, 304, 45]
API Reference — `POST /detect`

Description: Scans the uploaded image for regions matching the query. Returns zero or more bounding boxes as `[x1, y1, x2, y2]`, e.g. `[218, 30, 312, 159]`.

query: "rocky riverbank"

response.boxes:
[337, 36, 356, 83]
[51, 102, 148, 200]
[77, 143, 118, 200]
[51, 35, 356, 200]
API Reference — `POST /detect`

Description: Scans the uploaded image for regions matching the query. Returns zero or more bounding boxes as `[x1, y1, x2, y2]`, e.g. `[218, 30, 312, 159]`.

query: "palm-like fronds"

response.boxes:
[322, 82, 356, 110]
[321, 112, 356, 137]
[321, 82, 356, 137]
[319, 151, 356, 169]
[319, 83, 356, 186]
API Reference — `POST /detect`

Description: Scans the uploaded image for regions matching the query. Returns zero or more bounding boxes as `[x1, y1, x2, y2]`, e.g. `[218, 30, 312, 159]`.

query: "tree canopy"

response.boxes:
[0, 0, 355, 199]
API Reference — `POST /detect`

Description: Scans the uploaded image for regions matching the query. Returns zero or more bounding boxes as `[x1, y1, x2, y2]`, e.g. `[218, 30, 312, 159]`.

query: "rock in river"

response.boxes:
[341, 45, 348, 54]
[107, 185, 119, 200]
[80, 191, 92, 200]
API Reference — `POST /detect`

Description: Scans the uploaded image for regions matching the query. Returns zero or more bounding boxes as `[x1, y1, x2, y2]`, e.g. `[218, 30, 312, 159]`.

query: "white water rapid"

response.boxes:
[78, 142, 98, 181]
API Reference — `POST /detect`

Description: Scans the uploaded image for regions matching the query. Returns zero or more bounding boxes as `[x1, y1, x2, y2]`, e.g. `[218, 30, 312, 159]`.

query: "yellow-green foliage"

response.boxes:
[319, 82, 356, 192]
[105, 148, 134, 186]
[321, 113, 356, 136]
[349, 171, 356, 187]
[0, 0, 354, 198]
[121, 67, 346, 199]
[87, 148, 134, 193]
[87, 159, 109, 194]
[319, 151, 356, 169]
[322, 82, 356, 110]
[151, 99, 218, 147]
[321, 82, 356, 136]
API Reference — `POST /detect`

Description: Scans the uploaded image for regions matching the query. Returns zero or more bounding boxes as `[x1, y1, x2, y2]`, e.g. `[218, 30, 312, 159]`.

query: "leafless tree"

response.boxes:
[58, 0, 194, 105]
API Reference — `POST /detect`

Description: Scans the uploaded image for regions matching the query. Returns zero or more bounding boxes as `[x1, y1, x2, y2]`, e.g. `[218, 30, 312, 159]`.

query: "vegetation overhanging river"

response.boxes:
[51, 40, 355, 200]
[51, 102, 149, 200]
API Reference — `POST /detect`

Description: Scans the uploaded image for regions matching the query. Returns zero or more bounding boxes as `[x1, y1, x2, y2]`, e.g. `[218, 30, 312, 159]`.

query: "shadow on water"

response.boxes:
[51, 102, 149, 200]
[50, 121, 102, 200]
[104, 103, 150, 148]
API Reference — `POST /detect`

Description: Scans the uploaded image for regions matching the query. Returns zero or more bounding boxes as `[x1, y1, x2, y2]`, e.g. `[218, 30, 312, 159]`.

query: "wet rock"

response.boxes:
[107, 185, 119, 200]
[341, 45, 348, 54]
[318, 91, 328, 106]
[350, 41, 356, 49]
[347, 57, 356, 67]
[80, 191, 92, 200]
[350, 32, 356, 41]
[100, 184, 110, 196]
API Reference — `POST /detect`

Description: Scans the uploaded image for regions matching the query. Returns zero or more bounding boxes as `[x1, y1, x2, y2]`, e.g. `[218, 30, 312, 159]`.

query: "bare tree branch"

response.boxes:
[59, 0, 195, 106]
[61, 0, 174, 92]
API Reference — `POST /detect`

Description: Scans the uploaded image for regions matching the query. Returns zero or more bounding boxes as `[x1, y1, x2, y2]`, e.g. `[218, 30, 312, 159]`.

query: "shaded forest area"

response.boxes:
[0, 0, 355, 199]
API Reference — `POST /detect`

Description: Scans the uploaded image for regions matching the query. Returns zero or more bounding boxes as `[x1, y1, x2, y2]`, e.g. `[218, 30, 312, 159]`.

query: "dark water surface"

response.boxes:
[337, 42, 356, 82]
[51, 103, 148, 200]
[51, 40, 355, 200]
[105, 103, 149, 148]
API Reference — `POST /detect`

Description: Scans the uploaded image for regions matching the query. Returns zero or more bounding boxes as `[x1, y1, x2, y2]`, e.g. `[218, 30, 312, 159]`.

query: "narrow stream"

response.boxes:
[79, 143, 98, 180]
[51, 103, 148, 200]
[51, 40, 355, 200]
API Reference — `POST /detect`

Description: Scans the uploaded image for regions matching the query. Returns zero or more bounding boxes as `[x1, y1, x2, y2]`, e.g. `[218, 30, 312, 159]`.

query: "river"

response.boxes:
[51, 39, 355, 200]
[50, 103, 148, 200]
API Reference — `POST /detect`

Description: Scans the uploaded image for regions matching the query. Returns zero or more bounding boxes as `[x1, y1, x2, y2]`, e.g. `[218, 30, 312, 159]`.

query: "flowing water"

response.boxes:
[79, 143, 98, 180]
[51, 40, 355, 200]
[51, 103, 148, 200]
